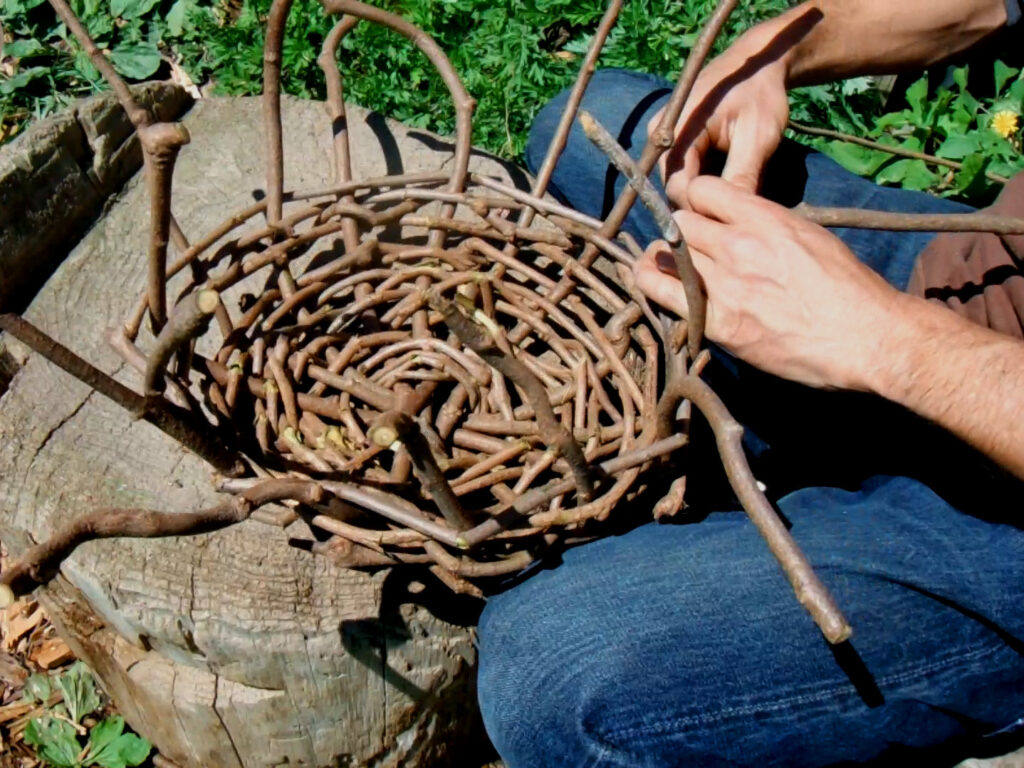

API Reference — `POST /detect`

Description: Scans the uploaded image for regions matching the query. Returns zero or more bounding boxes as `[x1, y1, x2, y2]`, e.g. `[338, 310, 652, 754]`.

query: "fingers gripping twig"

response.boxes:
[428, 293, 597, 502]
[0, 480, 321, 603]
[580, 110, 706, 361]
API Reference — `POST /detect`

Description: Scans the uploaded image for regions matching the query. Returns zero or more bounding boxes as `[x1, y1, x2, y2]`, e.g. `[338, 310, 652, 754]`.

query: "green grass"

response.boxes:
[1, 0, 1022, 203]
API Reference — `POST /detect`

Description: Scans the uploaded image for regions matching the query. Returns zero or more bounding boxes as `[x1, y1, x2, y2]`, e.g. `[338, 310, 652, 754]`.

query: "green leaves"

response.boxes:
[109, 42, 161, 79]
[55, 662, 101, 725]
[0, 65, 48, 94]
[22, 665, 151, 768]
[796, 59, 1023, 204]
[4, 38, 47, 59]
[110, 0, 160, 19]
[25, 717, 81, 768]
[83, 717, 151, 768]
[995, 60, 1020, 97]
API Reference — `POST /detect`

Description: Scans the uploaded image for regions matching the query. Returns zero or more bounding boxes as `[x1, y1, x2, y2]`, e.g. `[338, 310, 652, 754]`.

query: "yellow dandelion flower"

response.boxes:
[992, 110, 1020, 139]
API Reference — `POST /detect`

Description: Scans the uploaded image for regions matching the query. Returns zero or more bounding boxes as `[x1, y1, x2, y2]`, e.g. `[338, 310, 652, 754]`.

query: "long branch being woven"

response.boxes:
[6, 0, 1024, 644]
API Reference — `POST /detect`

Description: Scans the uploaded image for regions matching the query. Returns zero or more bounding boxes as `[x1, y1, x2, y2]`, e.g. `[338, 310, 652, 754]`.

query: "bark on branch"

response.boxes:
[0, 314, 243, 475]
[368, 411, 472, 530]
[664, 373, 852, 645]
[0, 480, 320, 603]
[429, 293, 597, 502]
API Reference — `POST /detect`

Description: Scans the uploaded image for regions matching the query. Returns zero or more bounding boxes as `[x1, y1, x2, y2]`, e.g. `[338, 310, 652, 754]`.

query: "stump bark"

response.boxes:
[0, 93, 526, 767]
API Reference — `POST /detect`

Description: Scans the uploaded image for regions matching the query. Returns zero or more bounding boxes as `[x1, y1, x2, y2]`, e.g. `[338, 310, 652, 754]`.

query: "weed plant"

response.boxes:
[0, 0, 1022, 205]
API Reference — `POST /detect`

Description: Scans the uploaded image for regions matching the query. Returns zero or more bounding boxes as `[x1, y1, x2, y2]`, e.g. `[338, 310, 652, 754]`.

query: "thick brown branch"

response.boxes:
[668, 374, 852, 644]
[430, 294, 596, 502]
[263, 0, 295, 224]
[796, 205, 1024, 234]
[317, 15, 362, 252]
[320, 0, 475, 246]
[0, 314, 242, 475]
[0, 480, 320, 602]
[602, 0, 739, 236]
[511, 0, 622, 235]
[139, 123, 191, 331]
[580, 110, 705, 360]
[369, 412, 472, 530]
[144, 289, 219, 398]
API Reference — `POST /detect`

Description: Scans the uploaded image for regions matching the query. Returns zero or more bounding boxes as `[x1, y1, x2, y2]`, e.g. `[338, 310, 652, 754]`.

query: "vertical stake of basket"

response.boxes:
[318, 16, 363, 252]
[263, 0, 294, 227]
[47, 0, 192, 333]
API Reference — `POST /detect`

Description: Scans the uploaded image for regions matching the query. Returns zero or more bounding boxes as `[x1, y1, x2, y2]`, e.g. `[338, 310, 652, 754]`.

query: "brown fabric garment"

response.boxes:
[907, 173, 1024, 339]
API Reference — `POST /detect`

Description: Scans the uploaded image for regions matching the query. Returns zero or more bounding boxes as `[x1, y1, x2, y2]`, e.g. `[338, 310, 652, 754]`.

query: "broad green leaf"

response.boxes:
[166, 0, 192, 36]
[110, 0, 160, 19]
[109, 43, 161, 80]
[874, 158, 911, 185]
[822, 141, 891, 176]
[24, 673, 52, 703]
[936, 134, 981, 160]
[1009, 79, 1024, 110]
[874, 111, 912, 132]
[0, 66, 49, 95]
[901, 159, 940, 191]
[84, 716, 124, 757]
[55, 662, 101, 724]
[994, 60, 1020, 97]
[905, 76, 929, 123]
[4, 39, 46, 59]
[25, 716, 82, 768]
[2, 0, 49, 13]
[84, 718, 151, 768]
[953, 153, 991, 199]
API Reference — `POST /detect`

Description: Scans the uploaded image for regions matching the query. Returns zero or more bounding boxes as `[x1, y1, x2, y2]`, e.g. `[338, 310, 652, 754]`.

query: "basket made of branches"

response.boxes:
[18, 0, 1021, 644]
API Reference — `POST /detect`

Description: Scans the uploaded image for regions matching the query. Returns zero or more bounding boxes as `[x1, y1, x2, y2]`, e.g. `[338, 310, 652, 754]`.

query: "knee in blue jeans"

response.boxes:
[525, 68, 672, 178]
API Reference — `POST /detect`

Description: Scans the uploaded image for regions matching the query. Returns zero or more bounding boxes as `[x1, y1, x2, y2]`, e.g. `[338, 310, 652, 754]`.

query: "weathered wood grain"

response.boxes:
[0, 95, 518, 767]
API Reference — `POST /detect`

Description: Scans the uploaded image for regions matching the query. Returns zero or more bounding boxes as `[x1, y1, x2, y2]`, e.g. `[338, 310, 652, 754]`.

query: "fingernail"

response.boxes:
[655, 251, 677, 276]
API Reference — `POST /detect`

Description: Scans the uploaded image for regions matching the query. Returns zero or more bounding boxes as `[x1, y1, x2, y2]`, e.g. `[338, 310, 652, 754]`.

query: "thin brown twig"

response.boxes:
[0, 480, 320, 602]
[0, 314, 243, 475]
[788, 121, 1010, 184]
[796, 204, 1024, 233]
[144, 289, 220, 398]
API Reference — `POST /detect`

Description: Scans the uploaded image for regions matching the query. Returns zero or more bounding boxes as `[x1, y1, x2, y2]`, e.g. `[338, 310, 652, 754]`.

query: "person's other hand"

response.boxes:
[634, 177, 906, 391]
[649, 22, 792, 206]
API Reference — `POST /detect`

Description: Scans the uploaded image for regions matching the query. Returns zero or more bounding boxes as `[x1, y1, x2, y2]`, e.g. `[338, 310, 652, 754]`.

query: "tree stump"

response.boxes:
[0, 94, 527, 767]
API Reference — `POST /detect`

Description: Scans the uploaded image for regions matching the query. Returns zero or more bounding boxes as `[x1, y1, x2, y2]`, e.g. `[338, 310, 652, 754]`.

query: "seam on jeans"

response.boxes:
[605, 640, 1007, 739]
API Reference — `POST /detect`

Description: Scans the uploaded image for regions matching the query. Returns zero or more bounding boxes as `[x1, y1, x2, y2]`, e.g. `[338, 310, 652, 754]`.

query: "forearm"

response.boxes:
[868, 295, 1024, 481]
[747, 0, 1009, 86]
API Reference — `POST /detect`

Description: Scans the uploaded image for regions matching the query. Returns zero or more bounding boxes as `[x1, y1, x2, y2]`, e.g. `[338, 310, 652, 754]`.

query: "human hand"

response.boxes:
[634, 176, 906, 391]
[649, 21, 791, 206]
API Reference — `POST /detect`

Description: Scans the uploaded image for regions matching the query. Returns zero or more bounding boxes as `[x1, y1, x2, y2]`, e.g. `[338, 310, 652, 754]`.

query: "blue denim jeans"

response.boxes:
[477, 70, 1024, 767]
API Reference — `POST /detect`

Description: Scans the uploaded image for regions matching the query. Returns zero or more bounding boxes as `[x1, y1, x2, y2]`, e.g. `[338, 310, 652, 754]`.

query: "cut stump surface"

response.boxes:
[0, 95, 525, 768]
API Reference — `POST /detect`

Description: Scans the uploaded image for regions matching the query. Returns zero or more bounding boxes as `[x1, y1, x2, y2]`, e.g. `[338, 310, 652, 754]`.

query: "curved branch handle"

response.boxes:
[262, 0, 475, 233]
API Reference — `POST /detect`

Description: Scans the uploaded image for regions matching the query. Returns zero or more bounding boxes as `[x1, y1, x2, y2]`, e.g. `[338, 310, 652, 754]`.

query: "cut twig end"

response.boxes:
[0, 583, 14, 608]
[196, 289, 221, 315]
